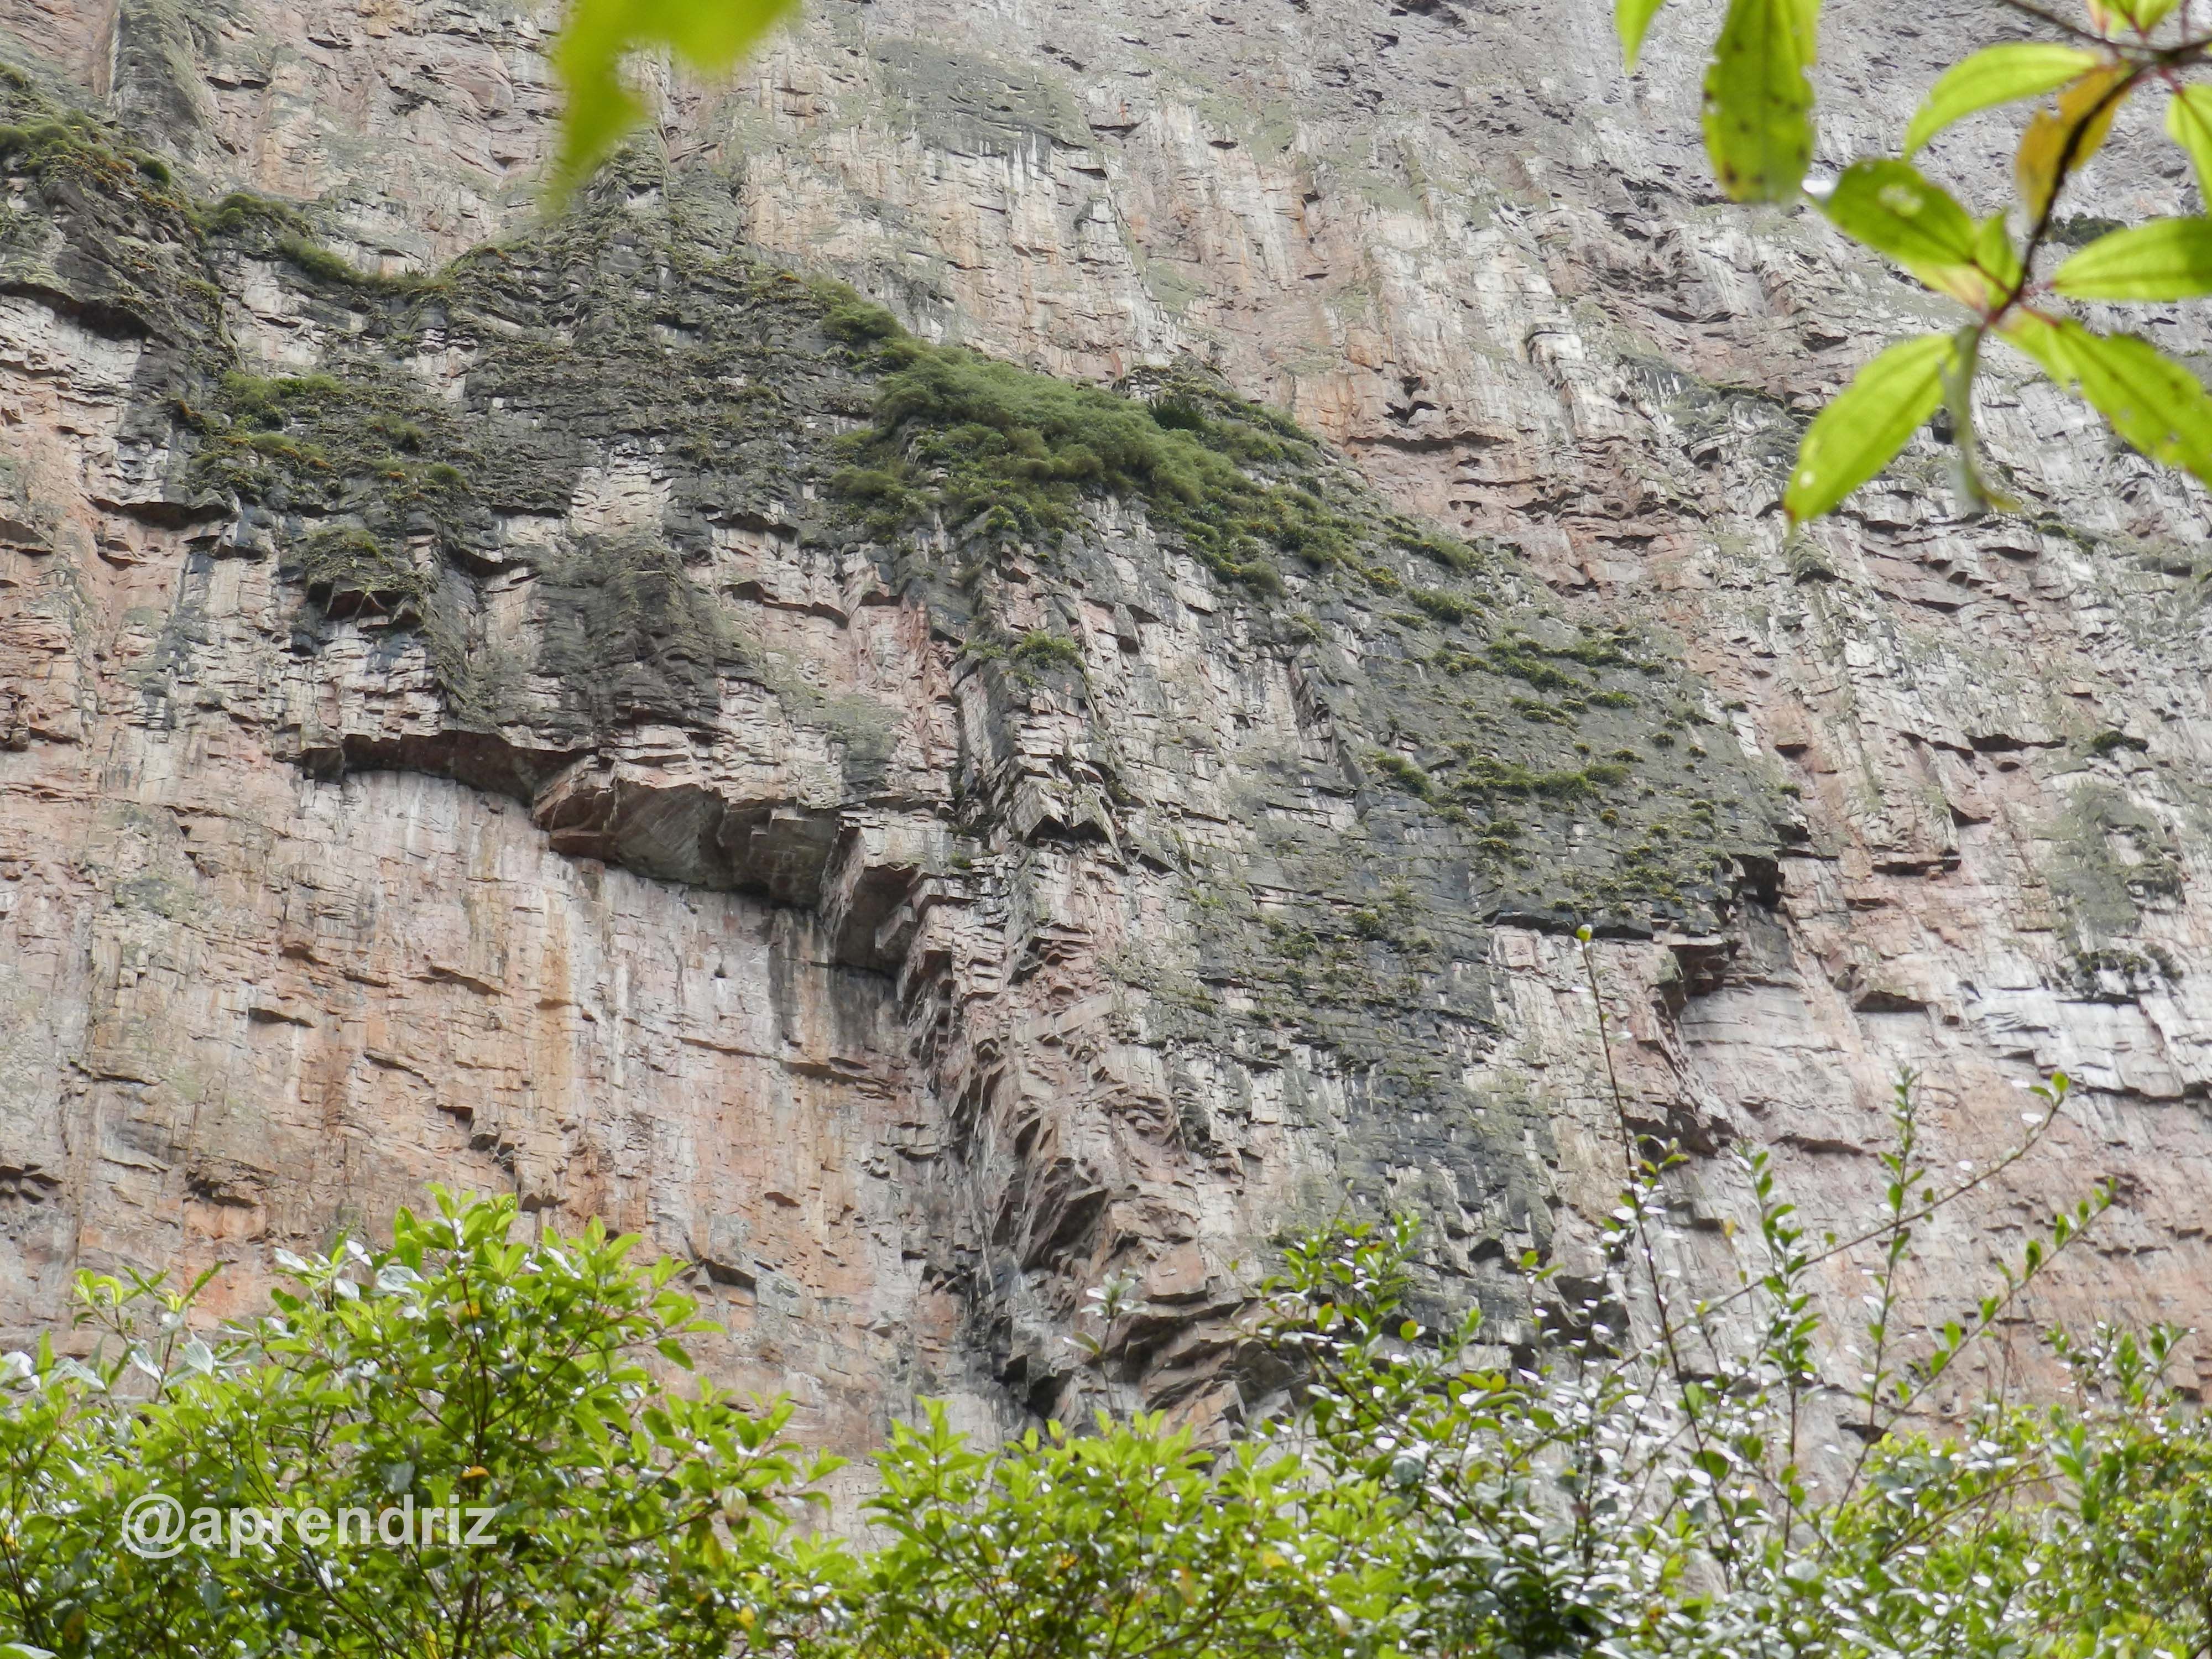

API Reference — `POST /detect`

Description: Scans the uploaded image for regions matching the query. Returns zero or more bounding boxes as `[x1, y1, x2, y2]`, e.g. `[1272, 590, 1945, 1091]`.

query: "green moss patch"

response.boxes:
[823, 307, 1375, 594]
[536, 539, 748, 740]
[11, 77, 1786, 958]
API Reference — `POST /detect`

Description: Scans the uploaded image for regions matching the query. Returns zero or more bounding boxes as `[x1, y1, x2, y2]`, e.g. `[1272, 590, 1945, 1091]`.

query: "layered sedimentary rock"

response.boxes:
[4, 0, 2211, 1452]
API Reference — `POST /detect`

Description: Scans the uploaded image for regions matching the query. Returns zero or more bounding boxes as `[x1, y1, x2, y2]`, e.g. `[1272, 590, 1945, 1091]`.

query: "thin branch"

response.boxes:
[1988, 0, 2124, 45]
[1994, 65, 2149, 332]
[1667, 1078, 2079, 1340]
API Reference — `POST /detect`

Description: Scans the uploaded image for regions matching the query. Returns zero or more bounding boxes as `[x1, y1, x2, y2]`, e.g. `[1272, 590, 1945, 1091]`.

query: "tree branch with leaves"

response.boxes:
[1626, 0, 2212, 521]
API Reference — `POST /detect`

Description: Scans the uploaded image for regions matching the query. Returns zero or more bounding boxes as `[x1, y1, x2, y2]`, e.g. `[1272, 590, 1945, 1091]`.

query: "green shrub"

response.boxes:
[1147, 395, 1210, 433]
[0, 1064, 2199, 1659]
[1407, 586, 1476, 624]
[827, 338, 1355, 597]
[1368, 749, 1434, 799]
[1010, 629, 1085, 675]
[1449, 755, 1628, 800]
[1484, 637, 1587, 691]
[823, 295, 902, 343]
[200, 189, 310, 237]
[278, 233, 370, 285]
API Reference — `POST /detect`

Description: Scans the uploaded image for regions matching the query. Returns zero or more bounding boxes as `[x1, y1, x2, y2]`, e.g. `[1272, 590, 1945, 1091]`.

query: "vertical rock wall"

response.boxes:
[4, 0, 2212, 1445]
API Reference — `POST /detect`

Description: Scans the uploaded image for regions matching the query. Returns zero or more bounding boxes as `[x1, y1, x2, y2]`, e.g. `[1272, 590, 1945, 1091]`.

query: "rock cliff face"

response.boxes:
[4, 0, 2211, 1454]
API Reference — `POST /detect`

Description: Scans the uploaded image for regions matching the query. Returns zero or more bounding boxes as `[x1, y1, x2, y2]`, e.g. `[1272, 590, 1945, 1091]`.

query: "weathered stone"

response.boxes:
[5, 0, 2212, 1451]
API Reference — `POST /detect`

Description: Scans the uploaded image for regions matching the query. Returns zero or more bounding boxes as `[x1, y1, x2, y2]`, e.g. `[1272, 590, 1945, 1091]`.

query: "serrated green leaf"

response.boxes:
[1618, 0, 1670, 70]
[1904, 45, 2103, 156]
[2004, 314, 2212, 487]
[1785, 334, 1954, 523]
[1819, 160, 1991, 306]
[2054, 217, 2212, 300]
[1701, 0, 1816, 203]
[550, 0, 800, 201]
[2167, 87, 2212, 202]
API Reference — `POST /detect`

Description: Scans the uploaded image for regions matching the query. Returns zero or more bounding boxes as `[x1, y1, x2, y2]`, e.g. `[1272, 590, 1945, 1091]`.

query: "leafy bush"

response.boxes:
[821, 294, 902, 344]
[1368, 749, 1436, 799]
[278, 233, 371, 286]
[0, 1193, 835, 1658]
[2, 994, 2204, 1659]
[199, 191, 310, 238]
[1009, 629, 1086, 677]
[842, 1403, 1384, 1657]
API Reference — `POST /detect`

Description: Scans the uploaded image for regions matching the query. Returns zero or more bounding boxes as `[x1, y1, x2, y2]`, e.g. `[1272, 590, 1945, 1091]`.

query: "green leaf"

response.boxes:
[2109, 0, 2182, 25]
[1818, 160, 1990, 306]
[1784, 333, 1954, 523]
[2005, 315, 2212, 487]
[2069, 331, 2212, 487]
[1975, 216, 2023, 289]
[656, 1337, 696, 1370]
[2054, 217, 2212, 300]
[1820, 160, 1977, 265]
[1701, 0, 1817, 203]
[1617, 0, 1669, 68]
[550, 0, 800, 201]
[2167, 87, 2212, 202]
[1904, 44, 2103, 155]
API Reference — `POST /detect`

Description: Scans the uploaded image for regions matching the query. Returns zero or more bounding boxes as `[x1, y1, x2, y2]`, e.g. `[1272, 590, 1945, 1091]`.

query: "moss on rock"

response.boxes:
[535, 538, 748, 740]
[11, 71, 1789, 974]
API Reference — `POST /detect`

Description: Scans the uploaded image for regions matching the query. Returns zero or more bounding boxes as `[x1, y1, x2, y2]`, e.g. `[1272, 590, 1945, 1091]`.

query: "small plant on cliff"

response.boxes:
[1009, 629, 1087, 682]
[825, 322, 1353, 595]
